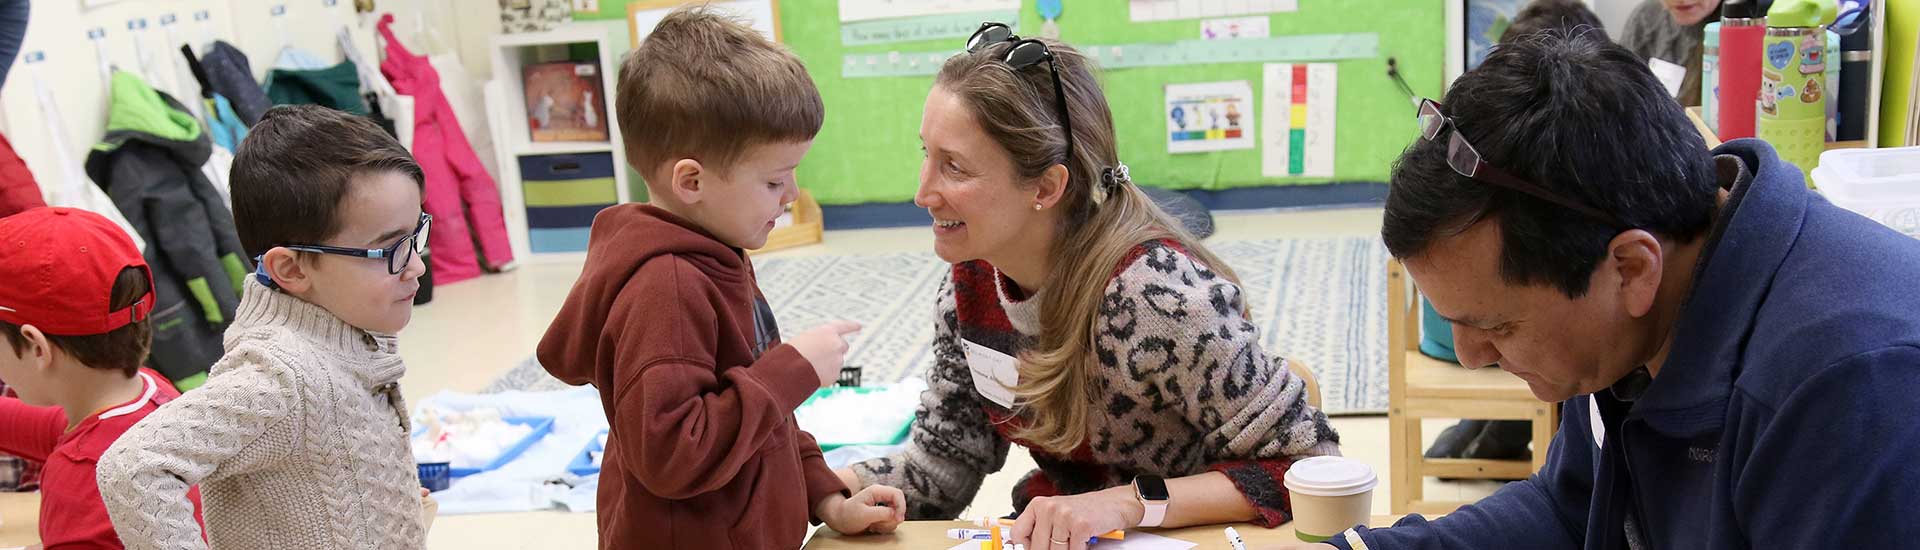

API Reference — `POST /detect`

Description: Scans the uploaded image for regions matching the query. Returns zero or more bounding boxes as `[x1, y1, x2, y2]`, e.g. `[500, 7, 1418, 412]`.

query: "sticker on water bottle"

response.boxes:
[1766, 40, 1795, 70]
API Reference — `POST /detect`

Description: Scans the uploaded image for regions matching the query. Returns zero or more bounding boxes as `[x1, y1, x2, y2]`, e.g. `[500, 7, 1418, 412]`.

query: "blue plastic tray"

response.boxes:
[567, 429, 609, 477]
[413, 416, 555, 478]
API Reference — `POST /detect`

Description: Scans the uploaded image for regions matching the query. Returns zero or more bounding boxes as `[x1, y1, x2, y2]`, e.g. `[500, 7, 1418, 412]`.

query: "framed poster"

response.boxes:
[1467, 0, 1528, 70]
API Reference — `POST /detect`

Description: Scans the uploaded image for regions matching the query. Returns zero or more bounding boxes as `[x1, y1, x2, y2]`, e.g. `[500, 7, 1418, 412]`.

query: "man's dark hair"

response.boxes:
[1502, 0, 1607, 43]
[0, 267, 153, 377]
[1382, 30, 1718, 297]
[231, 105, 425, 259]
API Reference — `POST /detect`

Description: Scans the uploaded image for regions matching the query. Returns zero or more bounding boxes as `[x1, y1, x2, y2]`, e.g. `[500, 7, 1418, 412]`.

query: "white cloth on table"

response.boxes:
[413, 386, 607, 515]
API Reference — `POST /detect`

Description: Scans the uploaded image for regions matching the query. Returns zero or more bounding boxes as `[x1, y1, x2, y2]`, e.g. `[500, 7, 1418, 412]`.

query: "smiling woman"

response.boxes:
[833, 27, 1341, 550]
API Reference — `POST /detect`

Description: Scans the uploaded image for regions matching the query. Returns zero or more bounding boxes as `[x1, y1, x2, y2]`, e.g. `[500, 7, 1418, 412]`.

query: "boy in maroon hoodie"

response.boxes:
[537, 6, 906, 549]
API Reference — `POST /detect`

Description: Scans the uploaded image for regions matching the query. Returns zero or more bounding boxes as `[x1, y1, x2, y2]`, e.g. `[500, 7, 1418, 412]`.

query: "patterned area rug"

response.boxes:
[485, 237, 1391, 415]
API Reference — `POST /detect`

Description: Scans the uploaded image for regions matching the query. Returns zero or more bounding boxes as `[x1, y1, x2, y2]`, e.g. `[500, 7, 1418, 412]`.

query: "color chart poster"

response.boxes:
[1165, 80, 1257, 154]
[1261, 63, 1337, 177]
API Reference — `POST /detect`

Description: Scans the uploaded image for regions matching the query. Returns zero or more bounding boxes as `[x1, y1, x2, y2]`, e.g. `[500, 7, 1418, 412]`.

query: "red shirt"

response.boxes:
[0, 368, 206, 549]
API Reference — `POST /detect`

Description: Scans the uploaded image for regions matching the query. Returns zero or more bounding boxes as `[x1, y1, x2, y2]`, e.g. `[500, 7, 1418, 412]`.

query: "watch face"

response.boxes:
[1135, 476, 1170, 501]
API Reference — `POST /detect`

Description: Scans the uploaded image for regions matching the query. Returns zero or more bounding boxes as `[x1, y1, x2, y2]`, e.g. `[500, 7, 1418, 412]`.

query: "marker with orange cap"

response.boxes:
[975, 517, 1126, 542]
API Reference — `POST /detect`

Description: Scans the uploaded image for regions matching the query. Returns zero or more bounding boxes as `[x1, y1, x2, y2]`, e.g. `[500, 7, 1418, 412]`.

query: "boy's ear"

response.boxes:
[669, 158, 706, 206]
[15, 324, 57, 372]
[262, 247, 315, 294]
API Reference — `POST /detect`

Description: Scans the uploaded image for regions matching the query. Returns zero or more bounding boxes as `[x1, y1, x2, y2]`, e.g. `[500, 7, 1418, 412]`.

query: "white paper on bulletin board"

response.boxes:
[838, 0, 1020, 23]
[631, 0, 777, 43]
[1165, 81, 1256, 154]
[1261, 63, 1337, 177]
[1201, 16, 1271, 40]
[1132, 0, 1295, 23]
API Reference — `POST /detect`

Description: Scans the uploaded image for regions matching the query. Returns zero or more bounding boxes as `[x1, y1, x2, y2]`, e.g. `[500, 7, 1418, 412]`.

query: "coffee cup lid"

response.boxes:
[1284, 456, 1378, 497]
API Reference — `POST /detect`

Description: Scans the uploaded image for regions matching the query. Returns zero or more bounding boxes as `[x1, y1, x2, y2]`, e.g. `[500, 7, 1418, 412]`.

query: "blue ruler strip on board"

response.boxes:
[841, 32, 1378, 78]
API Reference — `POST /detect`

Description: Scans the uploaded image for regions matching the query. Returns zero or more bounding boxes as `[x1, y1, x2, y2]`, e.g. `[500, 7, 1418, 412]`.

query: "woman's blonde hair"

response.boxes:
[937, 37, 1242, 454]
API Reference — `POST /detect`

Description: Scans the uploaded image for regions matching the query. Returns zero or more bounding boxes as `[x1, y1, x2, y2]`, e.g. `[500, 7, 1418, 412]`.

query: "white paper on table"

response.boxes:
[1200, 16, 1270, 40]
[1261, 63, 1338, 177]
[1166, 80, 1257, 154]
[944, 532, 1197, 550]
[838, 0, 1019, 23]
[1102, 532, 1202, 550]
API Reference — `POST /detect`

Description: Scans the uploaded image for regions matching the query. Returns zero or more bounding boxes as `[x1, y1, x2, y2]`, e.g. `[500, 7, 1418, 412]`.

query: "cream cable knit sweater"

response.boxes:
[97, 279, 425, 550]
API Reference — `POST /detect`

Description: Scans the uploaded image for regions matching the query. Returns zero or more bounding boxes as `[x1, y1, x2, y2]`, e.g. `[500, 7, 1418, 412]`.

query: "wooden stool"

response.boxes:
[1386, 259, 1559, 515]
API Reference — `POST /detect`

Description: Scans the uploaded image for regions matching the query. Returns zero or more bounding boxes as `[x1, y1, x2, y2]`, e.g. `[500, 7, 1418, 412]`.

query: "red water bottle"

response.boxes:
[1718, 0, 1766, 140]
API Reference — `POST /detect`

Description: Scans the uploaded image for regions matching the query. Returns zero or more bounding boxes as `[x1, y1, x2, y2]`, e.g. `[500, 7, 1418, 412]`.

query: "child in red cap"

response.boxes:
[0, 206, 207, 548]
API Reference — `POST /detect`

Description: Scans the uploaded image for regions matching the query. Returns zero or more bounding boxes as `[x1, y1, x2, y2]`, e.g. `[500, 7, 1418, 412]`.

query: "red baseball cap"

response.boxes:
[0, 207, 155, 336]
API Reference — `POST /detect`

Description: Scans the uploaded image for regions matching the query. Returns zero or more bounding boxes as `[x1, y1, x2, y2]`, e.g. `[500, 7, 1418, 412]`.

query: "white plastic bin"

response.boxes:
[1811, 147, 1920, 209]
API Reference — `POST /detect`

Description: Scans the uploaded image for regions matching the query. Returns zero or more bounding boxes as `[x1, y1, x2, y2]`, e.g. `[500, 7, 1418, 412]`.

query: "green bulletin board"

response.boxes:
[572, 0, 1445, 205]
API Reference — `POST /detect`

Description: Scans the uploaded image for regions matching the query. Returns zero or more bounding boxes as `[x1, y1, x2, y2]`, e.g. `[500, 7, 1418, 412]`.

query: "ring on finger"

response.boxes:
[1050, 537, 1071, 546]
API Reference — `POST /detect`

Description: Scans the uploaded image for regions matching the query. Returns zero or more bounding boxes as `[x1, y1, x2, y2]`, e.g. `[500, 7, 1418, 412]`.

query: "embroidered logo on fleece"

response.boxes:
[1687, 447, 1717, 464]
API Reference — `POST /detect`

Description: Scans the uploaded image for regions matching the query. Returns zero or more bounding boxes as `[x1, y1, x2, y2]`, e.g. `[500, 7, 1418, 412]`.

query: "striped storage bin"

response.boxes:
[519, 153, 617, 253]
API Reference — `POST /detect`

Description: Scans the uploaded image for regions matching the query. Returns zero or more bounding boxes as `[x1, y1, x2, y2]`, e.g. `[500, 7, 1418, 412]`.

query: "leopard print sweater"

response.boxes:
[850, 240, 1340, 526]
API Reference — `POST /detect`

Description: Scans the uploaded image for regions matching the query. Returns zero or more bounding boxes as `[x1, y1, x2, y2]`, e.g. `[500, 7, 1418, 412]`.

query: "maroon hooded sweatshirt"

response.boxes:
[538, 204, 846, 549]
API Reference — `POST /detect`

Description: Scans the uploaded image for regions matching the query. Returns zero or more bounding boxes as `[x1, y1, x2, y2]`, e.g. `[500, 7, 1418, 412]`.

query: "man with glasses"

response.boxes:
[1276, 29, 1920, 550]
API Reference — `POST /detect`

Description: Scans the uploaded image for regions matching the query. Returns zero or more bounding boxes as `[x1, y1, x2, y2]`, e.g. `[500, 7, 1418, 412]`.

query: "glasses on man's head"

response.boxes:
[284, 212, 433, 275]
[1415, 99, 1627, 229]
[965, 22, 1075, 158]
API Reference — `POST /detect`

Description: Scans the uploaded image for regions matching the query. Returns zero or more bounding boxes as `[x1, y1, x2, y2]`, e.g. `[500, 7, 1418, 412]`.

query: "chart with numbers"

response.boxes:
[1130, 0, 1297, 22]
[1262, 63, 1337, 178]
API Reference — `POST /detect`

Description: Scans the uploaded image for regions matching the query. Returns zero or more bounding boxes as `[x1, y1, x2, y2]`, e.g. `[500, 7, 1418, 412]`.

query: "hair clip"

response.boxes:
[1100, 163, 1132, 189]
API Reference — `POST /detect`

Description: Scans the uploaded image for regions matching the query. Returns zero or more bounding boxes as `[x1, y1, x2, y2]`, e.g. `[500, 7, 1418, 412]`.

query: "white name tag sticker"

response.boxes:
[962, 339, 1020, 408]
[1649, 57, 1687, 98]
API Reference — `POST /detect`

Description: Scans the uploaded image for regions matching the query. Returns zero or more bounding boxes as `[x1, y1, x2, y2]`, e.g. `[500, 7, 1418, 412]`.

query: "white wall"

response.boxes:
[0, 0, 503, 209]
[1590, 0, 1644, 34]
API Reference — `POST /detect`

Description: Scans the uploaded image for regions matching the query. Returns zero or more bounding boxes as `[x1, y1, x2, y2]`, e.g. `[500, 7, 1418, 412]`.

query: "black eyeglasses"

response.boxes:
[1416, 99, 1627, 228]
[966, 22, 1075, 158]
[284, 212, 433, 275]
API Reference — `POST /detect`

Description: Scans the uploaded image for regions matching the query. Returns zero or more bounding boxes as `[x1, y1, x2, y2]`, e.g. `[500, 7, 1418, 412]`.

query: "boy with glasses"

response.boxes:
[99, 105, 437, 550]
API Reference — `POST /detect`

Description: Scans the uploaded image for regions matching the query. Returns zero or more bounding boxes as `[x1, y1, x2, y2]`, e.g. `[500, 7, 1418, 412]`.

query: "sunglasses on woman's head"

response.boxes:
[966, 22, 1076, 158]
[1415, 99, 1627, 229]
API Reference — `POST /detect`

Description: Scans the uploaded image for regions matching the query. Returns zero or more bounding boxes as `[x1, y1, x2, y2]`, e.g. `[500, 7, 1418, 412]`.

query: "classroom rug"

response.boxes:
[486, 236, 1392, 415]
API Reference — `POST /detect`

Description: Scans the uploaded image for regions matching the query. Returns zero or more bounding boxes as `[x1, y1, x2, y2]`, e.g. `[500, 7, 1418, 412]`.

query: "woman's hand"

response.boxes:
[1009, 486, 1143, 550]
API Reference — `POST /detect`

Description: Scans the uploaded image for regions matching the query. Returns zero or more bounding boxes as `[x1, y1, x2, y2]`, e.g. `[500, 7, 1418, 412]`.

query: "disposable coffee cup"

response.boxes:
[1283, 456, 1377, 542]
